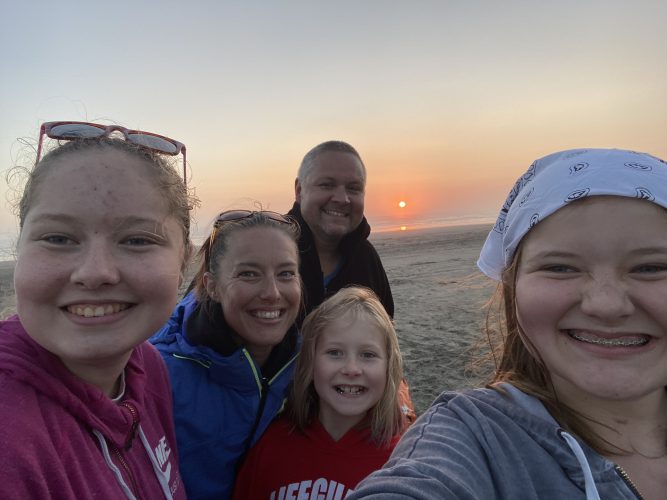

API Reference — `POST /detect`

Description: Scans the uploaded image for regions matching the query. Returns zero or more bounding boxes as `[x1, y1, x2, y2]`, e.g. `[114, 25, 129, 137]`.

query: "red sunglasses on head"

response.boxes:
[205, 210, 297, 269]
[213, 210, 293, 228]
[37, 121, 187, 185]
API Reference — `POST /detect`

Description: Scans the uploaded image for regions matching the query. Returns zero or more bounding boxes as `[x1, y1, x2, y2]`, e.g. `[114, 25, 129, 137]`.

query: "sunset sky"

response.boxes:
[2, 0, 667, 243]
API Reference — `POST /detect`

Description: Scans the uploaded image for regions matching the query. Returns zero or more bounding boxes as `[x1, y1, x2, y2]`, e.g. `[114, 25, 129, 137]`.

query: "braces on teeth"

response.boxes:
[571, 333, 647, 347]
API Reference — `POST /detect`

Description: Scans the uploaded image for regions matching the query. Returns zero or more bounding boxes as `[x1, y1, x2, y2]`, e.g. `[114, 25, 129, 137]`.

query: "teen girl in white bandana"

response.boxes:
[349, 148, 667, 500]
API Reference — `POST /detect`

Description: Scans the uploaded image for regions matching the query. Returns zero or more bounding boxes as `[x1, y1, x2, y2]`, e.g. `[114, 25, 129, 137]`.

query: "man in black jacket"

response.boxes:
[287, 140, 394, 318]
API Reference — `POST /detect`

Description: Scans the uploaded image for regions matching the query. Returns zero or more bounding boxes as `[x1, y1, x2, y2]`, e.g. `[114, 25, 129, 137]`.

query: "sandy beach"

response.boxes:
[371, 224, 496, 413]
[0, 223, 497, 415]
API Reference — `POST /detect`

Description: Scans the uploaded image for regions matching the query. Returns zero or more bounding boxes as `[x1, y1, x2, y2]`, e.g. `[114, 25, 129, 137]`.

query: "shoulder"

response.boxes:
[408, 386, 548, 443]
[0, 375, 68, 473]
[0, 315, 23, 334]
[150, 292, 198, 347]
[130, 342, 173, 399]
[347, 387, 569, 499]
[134, 341, 167, 368]
[392, 388, 511, 452]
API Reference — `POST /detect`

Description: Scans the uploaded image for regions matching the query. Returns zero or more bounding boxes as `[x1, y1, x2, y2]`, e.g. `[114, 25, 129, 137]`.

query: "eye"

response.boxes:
[542, 264, 577, 273]
[122, 236, 156, 246]
[631, 264, 667, 274]
[278, 270, 297, 279]
[238, 270, 259, 278]
[347, 185, 364, 194]
[326, 349, 343, 357]
[318, 182, 334, 189]
[361, 351, 378, 359]
[42, 234, 75, 245]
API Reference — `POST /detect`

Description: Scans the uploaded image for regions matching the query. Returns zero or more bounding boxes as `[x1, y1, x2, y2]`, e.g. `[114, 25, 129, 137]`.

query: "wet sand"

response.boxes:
[371, 224, 496, 413]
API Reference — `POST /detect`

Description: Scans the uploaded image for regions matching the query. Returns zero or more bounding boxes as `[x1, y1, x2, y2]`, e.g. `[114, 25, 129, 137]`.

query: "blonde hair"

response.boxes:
[288, 286, 404, 445]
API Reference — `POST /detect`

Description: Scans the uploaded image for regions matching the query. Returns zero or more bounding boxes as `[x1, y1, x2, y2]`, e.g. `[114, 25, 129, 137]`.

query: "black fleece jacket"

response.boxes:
[287, 202, 394, 319]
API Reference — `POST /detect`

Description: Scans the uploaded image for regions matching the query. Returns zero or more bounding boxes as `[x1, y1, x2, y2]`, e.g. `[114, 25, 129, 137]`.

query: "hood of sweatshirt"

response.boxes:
[0, 315, 148, 450]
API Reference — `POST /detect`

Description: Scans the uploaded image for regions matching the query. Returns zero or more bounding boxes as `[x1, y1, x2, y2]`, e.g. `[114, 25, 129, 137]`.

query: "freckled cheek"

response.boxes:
[515, 284, 551, 335]
[14, 260, 64, 306]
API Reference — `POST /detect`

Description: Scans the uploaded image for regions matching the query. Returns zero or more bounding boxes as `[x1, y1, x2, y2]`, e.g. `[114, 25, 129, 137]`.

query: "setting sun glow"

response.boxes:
[398, 201, 407, 208]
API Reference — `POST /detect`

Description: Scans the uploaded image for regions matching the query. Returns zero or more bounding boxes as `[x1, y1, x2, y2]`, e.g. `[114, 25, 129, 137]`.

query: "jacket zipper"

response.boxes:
[114, 401, 142, 499]
[239, 376, 270, 461]
[119, 401, 140, 450]
[111, 443, 142, 500]
[614, 464, 644, 500]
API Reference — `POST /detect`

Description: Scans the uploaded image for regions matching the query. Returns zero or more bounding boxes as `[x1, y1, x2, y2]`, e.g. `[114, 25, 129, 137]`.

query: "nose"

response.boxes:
[580, 275, 634, 323]
[341, 356, 362, 376]
[70, 241, 121, 289]
[331, 185, 350, 204]
[259, 276, 281, 301]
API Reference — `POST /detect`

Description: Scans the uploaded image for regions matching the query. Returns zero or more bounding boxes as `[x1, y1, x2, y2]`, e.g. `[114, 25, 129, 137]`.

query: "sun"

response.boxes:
[398, 201, 406, 208]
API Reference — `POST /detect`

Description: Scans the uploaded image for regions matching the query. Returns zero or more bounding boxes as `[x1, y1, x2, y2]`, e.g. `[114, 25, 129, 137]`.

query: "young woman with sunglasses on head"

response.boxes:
[0, 121, 193, 499]
[151, 210, 302, 499]
[349, 149, 667, 500]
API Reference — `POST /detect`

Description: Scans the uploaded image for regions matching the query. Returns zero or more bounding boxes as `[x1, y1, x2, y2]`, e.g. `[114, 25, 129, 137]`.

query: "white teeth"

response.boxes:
[68, 303, 128, 318]
[324, 209, 346, 217]
[254, 310, 280, 319]
[335, 385, 365, 395]
[568, 331, 649, 347]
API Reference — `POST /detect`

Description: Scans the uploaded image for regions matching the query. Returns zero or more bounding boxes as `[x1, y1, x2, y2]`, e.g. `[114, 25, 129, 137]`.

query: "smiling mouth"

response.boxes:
[567, 330, 650, 347]
[323, 208, 348, 218]
[335, 385, 366, 395]
[66, 303, 130, 318]
[252, 310, 282, 320]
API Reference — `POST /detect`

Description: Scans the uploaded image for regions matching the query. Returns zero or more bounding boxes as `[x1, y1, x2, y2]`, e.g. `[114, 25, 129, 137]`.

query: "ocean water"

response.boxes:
[369, 214, 496, 234]
[0, 232, 17, 262]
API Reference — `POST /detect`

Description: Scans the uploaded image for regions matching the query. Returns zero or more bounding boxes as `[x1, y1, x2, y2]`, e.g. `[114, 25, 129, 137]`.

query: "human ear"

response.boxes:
[203, 272, 219, 301]
[295, 178, 302, 202]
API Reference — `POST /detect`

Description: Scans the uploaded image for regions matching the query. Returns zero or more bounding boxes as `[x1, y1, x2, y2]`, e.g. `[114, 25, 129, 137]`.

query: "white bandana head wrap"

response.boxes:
[477, 148, 667, 280]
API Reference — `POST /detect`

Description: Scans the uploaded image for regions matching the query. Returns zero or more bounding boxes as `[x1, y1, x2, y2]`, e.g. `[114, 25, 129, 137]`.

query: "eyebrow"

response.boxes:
[32, 213, 167, 230]
[526, 246, 667, 260]
[233, 260, 298, 268]
[321, 340, 383, 349]
[523, 250, 578, 260]
[628, 246, 667, 255]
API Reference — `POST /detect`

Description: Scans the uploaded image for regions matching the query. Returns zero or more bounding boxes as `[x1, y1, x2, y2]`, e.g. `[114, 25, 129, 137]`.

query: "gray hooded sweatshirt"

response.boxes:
[347, 384, 641, 499]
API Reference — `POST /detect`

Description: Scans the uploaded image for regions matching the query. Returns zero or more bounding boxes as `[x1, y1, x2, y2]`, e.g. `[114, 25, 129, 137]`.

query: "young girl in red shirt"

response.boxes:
[233, 286, 407, 499]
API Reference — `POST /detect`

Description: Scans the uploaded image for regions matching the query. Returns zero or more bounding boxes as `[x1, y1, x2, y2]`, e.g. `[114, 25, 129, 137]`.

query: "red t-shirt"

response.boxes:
[233, 417, 399, 500]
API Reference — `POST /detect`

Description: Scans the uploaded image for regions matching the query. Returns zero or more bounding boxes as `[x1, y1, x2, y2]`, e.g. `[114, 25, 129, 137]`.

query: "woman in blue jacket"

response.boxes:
[152, 210, 302, 499]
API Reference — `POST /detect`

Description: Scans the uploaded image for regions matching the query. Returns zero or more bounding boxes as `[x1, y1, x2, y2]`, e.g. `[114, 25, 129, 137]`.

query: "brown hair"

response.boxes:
[288, 286, 404, 445]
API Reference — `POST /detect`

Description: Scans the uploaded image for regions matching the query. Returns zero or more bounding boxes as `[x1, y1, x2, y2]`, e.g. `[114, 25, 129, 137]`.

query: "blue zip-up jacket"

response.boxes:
[348, 384, 641, 499]
[150, 292, 300, 500]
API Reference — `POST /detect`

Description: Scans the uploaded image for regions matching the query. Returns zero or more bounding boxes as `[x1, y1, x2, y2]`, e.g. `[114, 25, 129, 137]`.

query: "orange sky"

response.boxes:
[2, 2, 667, 242]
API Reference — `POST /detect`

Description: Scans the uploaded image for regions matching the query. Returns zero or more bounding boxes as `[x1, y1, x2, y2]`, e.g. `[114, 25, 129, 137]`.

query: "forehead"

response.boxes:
[223, 226, 298, 260]
[521, 196, 667, 250]
[41, 146, 155, 183]
[307, 151, 365, 183]
[319, 310, 385, 343]
[31, 148, 166, 213]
